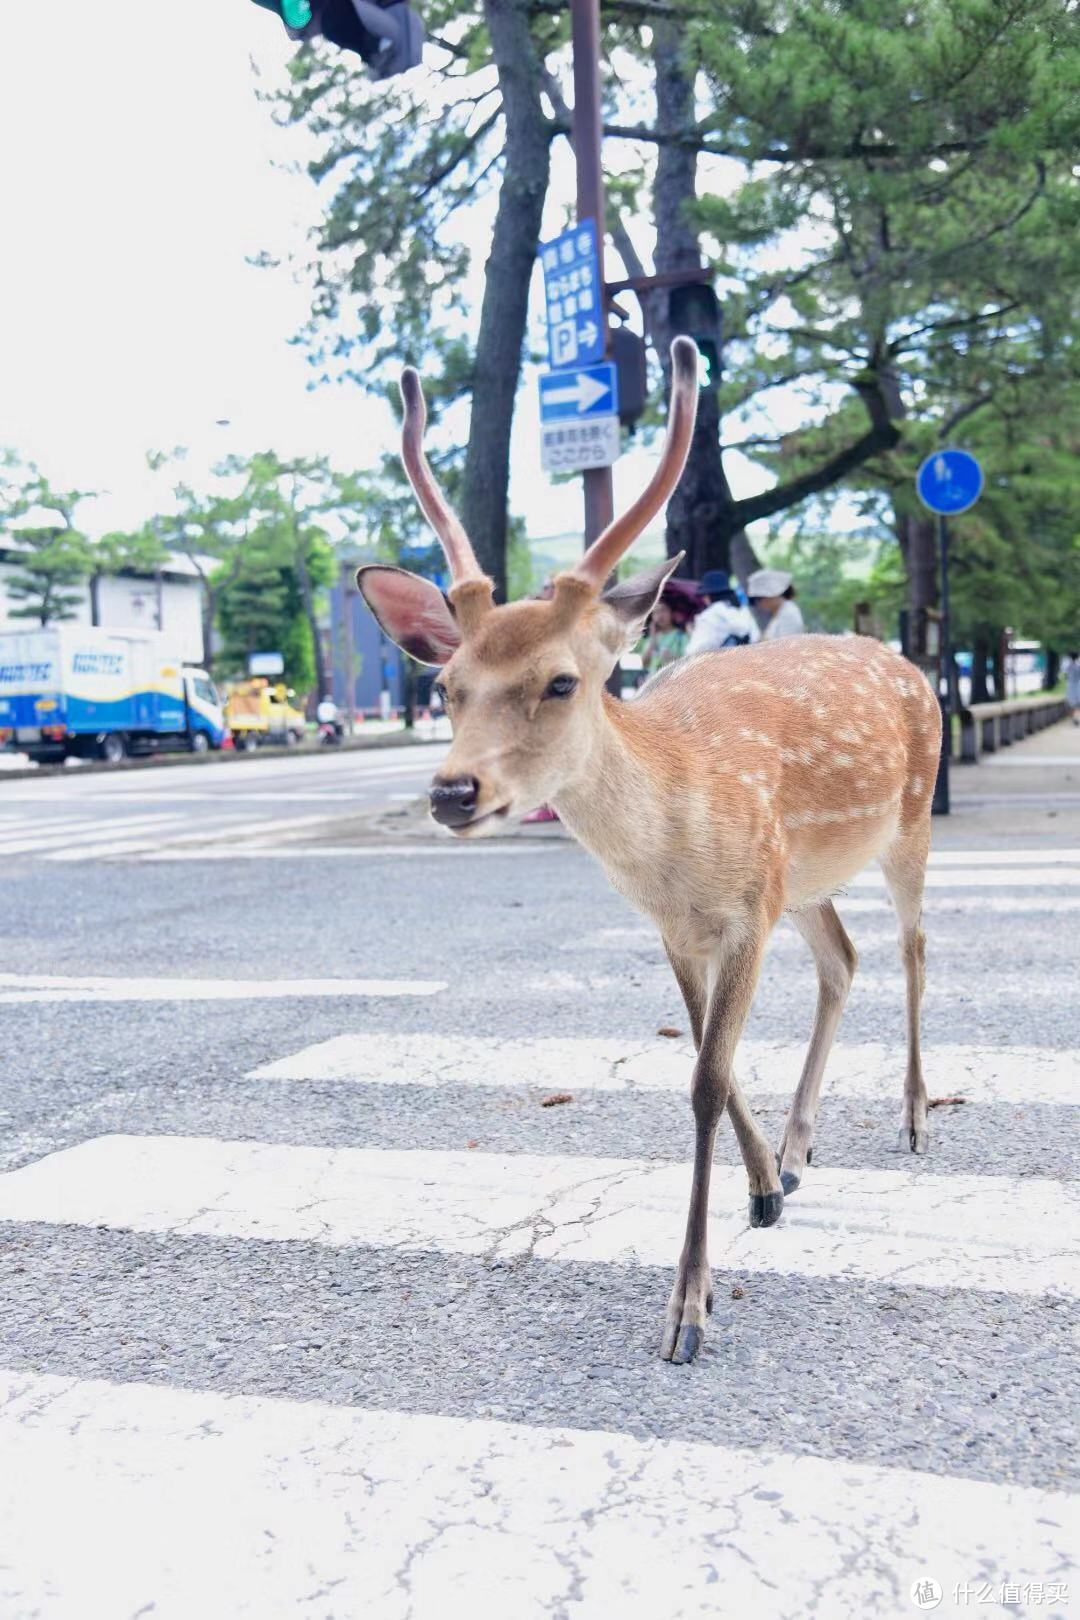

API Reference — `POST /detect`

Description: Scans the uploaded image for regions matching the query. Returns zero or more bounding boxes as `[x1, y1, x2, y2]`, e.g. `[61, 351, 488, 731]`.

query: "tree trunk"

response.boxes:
[1044, 648, 1060, 691]
[89, 573, 101, 627]
[897, 511, 939, 621]
[970, 631, 991, 703]
[459, 0, 551, 602]
[650, 25, 759, 584]
[294, 543, 327, 699]
[992, 631, 1007, 700]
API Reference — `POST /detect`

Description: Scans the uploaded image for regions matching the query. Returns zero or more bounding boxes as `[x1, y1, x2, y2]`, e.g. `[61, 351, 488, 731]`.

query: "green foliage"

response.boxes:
[761, 526, 906, 636]
[0, 451, 95, 624]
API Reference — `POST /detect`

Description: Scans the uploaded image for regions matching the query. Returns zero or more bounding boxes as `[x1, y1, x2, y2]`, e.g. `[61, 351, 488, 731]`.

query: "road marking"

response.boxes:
[248, 1034, 1079, 1107]
[0, 975, 445, 1003]
[927, 847, 1080, 865]
[0, 812, 230, 856]
[0, 1370, 1073, 1620]
[1, 1136, 1074, 1296]
[982, 754, 1080, 767]
[41, 810, 364, 861]
[134, 843, 564, 860]
[838, 895, 1080, 914]
[852, 867, 1080, 888]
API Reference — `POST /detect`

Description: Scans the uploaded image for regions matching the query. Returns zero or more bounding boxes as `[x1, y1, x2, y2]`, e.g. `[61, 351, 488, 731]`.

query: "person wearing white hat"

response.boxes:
[747, 567, 806, 640]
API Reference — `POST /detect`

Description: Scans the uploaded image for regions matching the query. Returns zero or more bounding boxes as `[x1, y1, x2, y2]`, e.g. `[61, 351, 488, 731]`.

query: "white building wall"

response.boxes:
[0, 562, 206, 664]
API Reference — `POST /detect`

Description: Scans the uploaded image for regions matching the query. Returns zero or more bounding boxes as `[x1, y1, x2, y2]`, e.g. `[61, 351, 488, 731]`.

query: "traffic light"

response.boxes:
[668, 283, 722, 391]
[610, 326, 647, 430]
[252, 0, 424, 80]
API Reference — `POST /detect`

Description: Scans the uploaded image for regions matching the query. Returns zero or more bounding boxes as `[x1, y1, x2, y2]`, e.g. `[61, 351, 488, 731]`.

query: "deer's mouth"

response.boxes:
[446, 804, 511, 836]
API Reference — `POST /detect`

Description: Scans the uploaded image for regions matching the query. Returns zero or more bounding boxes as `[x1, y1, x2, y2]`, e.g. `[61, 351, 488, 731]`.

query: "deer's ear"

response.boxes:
[597, 554, 685, 650]
[356, 565, 461, 667]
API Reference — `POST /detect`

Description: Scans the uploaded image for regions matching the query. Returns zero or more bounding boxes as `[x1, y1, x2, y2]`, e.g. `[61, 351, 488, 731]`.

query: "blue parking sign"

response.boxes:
[539, 219, 605, 370]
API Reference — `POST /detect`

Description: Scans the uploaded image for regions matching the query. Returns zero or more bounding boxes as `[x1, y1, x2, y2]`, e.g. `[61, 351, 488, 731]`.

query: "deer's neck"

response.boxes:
[552, 692, 694, 875]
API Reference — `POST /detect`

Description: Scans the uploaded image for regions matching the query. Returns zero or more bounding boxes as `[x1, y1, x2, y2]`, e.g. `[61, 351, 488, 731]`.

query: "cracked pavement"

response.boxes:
[0, 747, 1078, 1616]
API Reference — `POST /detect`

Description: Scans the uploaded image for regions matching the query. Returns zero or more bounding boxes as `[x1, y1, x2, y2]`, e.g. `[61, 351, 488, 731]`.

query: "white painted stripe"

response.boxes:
[1, 1136, 1074, 1297]
[0, 975, 445, 1003]
[4, 1373, 1075, 1620]
[0, 812, 204, 856]
[852, 867, 1080, 889]
[1, 1370, 1074, 1620]
[983, 753, 1080, 766]
[42, 809, 358, 861]
[838, 895, 1080, 915]
[927, 847, 1080, 865]
[248, 1034, 1079, 1107]
[134, 843, 563, 860]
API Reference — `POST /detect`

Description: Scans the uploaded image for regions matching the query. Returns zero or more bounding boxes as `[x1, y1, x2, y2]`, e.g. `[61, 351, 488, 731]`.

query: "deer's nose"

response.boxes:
[429, 775, 480, 826]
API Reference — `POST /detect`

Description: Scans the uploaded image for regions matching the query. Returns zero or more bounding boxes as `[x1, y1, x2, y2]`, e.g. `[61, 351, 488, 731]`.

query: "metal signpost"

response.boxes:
[916, 448, 984, 815]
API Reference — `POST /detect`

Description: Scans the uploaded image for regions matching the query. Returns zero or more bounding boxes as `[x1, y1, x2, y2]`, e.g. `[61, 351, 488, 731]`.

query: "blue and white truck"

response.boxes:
[0, 625, 226, 764]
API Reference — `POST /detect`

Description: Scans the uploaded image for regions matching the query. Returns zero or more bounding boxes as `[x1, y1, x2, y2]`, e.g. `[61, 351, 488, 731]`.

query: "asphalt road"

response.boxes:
[0, 740, 451, 861]
[0, 733, 1077, 1618]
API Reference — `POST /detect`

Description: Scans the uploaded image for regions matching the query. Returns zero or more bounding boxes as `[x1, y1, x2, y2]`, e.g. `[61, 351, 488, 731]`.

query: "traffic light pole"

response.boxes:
[570, 0, 614, 552]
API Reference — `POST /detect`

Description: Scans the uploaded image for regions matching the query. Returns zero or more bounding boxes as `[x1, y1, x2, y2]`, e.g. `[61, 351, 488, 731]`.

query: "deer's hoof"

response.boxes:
[898, 1126, 930, 1155]
[671, 1324, 703, 1365]
[780, 1170, 801, 1196]
[749, 1188, 784, 1228]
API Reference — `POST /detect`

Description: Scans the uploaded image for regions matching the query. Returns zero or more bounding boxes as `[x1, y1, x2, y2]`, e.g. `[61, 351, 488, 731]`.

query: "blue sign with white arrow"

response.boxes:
[539, 219, 605, 370]
[916, 448, 984, 515]
[539, 362, 618, 422]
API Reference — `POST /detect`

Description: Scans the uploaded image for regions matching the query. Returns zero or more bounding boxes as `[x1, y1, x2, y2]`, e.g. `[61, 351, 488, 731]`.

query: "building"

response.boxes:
[0, 544, 209, 665]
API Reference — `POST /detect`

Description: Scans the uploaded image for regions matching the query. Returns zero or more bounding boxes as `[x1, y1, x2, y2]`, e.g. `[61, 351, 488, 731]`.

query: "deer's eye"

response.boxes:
[543, 674, 578, 700]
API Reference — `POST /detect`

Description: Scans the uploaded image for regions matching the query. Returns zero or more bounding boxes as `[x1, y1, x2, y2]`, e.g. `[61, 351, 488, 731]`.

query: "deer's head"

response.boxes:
[357, 338, 699, 834]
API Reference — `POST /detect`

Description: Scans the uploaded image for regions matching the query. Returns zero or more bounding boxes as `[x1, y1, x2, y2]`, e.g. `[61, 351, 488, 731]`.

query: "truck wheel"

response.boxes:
[238, 734, 258, 753]
[99, 733, 127, 764]
[189, 730, 210, 755]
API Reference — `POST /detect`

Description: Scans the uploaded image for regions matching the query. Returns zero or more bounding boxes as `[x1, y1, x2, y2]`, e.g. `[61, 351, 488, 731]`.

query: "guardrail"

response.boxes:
[957, 695, 1068, 763]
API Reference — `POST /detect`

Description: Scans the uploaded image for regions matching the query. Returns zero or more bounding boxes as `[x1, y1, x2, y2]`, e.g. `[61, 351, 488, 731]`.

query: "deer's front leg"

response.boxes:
[661, 931, 781, 1365]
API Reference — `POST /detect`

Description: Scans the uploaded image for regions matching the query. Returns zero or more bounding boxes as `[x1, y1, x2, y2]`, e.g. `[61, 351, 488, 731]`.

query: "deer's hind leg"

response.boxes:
[776, 900, 858, 1194]
[879, 822, 931, 1154]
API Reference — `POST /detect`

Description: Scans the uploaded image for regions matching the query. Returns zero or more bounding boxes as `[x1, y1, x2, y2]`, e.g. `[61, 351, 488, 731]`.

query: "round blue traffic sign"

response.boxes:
[916, 448, 983, 515]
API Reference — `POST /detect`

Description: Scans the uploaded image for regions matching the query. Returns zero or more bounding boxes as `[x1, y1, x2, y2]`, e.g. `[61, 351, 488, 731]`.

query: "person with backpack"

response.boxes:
[685, 570, 760, 654]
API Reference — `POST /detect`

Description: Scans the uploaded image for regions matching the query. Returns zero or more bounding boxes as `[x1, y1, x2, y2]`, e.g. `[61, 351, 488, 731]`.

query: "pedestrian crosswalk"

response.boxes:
[1, 1134, 1074, 1296]
[0, 845, 1077, 1617]
[2, 1369, 1074, 1620]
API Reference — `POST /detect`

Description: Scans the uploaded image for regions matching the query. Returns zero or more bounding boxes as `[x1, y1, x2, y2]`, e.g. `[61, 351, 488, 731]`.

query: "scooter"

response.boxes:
[317, 720, 344, 746]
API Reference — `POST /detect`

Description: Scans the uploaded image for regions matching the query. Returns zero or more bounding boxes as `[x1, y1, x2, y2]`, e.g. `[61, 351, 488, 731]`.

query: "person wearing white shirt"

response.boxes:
[685, 570, 760, 656]
[747, 568, 806, 640]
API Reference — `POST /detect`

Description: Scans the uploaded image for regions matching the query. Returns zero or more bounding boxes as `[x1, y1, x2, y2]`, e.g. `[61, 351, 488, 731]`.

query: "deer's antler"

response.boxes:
[571, 337, 699, 591]
[399, 368, 485, 586]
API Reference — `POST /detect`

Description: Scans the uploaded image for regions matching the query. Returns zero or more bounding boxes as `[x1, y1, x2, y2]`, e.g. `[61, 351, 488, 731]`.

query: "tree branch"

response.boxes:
[730, 380, 901, 527]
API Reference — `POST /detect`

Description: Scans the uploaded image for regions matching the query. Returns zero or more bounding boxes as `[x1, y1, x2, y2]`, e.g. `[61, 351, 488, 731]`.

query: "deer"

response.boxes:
[357, 337, 942, 1365]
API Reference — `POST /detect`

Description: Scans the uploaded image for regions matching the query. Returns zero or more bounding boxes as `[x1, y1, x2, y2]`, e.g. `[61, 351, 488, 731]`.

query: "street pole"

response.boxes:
[932, 513, 951, 815]
[340, 561, 357, 735]
[570, 0, 613, 551]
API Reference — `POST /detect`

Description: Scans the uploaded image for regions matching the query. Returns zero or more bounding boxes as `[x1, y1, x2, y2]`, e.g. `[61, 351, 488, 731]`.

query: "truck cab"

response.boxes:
[223, 678, 307, 751]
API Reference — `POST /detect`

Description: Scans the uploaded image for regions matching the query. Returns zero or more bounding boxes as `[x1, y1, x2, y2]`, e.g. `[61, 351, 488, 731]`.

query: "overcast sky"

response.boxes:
[0, 1, 788, 556]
